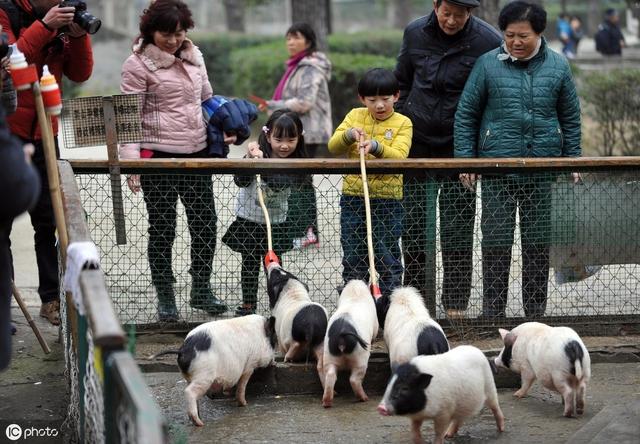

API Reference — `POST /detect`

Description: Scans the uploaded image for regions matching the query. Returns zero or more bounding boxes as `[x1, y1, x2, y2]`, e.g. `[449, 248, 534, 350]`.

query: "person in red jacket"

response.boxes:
[0, 0, 93, 325]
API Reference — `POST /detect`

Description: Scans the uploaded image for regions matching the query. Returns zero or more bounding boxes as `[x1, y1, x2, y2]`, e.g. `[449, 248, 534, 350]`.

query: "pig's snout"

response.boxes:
[377, 403, 391, 416]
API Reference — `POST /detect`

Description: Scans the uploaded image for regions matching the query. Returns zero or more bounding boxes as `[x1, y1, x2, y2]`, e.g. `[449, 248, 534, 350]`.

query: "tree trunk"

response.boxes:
[475, 0, 500, 29]
[291, 0, 330, 51]
[391, 0, 413, 29]
[627, 0, 640, 38]
[588, 0, 600, 35]
[222, 0, 246, 33]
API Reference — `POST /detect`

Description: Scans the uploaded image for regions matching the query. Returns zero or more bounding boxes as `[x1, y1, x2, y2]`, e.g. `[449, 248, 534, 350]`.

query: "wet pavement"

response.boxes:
[145, 361, 640, 444]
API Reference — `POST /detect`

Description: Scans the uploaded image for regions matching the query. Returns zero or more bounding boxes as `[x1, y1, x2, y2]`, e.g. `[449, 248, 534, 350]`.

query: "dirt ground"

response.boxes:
[145, 361, 640, 444]
[0, 307, 68, 444]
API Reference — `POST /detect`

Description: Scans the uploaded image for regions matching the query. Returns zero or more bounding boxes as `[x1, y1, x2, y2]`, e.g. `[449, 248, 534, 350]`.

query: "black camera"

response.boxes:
[59, 0, 101, 35]
[0, 32, 9, 59]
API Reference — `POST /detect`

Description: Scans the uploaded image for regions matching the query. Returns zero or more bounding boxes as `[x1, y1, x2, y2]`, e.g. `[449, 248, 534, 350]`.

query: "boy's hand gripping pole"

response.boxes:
[359, 135, 382, 301]
[256, 174, 280, 270]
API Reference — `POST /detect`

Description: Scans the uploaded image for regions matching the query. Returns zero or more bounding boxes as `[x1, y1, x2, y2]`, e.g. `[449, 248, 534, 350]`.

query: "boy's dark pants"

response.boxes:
[402, 176, 476, 314]
[481, 176, 551, 318]
[340, 195, 403, 296]
[141, 174, 217, 289]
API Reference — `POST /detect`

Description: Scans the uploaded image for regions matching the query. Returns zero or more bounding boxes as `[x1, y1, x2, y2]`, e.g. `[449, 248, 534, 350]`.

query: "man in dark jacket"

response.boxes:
[595, 8, 625, 56]
[0, 0, 93, 325]
[394, 0, 501, 317]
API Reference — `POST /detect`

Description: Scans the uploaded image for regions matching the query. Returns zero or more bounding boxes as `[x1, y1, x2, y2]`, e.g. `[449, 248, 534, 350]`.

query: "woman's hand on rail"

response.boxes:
[572, 172, 582, 184]
[127, 174, 141, 194]
[459, 173, 479, 192]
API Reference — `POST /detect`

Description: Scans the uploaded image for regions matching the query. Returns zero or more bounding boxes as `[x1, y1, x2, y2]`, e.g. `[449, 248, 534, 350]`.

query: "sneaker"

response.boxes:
[39, 300, 60, 326]
[234, 305, 256, 317]
[292, 227, 319, 249]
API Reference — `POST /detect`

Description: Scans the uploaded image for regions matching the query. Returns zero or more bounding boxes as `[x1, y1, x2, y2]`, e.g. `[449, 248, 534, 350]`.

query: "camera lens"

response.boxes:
[75, 11, 102, 35]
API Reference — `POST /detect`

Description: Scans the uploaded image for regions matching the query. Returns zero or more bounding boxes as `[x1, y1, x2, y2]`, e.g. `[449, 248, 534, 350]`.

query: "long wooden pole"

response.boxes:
[358, 137, 381, 299]
[256, 174, 273, 252]
[32, 82, 69, 258]
[12, 281, 51, 354]
[256, 174, 280, 268]
[32, 82, 76, 351]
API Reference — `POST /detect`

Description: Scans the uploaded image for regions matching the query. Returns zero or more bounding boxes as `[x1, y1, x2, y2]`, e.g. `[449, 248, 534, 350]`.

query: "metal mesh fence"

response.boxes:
[60, 94, 160, 149]
[70, 165, 640, 335]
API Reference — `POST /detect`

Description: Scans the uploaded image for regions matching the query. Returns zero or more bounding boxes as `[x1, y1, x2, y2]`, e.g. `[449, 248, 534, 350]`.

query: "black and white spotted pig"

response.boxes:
[322, 280, 378, 407]
[384, 286, 449, 370]
[378, 345, 505, 444]
[153, 315, 277, 426]
[495, 322, 591, 417]
[266, 263, 328, 382]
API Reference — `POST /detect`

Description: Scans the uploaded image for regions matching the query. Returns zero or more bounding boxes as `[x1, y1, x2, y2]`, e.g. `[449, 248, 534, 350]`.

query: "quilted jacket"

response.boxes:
[454, 38, 581, 159]
[119, 38, 212, 159]
[328, 108, 412, 200]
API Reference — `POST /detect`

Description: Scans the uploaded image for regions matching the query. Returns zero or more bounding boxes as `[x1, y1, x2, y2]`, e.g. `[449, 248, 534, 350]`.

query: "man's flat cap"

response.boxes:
[441, 0, 481, 8]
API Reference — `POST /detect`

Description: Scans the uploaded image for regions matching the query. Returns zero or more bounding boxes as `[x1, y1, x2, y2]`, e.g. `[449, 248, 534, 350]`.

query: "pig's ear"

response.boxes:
[498, 328, 510, 340]
[504, 332, 517, 347]
[416, 373, 433, 390]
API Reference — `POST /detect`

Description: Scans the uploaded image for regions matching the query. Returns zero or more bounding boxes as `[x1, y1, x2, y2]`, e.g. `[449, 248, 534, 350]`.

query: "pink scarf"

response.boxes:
[272, 51, 307, 100]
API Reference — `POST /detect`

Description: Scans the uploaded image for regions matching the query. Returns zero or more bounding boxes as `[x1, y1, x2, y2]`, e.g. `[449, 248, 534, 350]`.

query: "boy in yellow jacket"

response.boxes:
[329, 68, 412, 301]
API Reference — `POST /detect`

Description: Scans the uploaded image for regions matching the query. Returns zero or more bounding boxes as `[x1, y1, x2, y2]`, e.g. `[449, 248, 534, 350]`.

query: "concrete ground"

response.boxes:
[1, 215, 68, 443]
[146, 361, 640, 444]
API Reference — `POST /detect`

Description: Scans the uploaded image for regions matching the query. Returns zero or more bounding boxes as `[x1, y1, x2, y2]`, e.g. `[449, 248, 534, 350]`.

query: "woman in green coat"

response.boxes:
[454, 1, 581, 318]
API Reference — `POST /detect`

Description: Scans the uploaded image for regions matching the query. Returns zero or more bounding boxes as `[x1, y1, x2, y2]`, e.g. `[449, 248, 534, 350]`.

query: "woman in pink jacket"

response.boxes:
[119, 0, 228, 322]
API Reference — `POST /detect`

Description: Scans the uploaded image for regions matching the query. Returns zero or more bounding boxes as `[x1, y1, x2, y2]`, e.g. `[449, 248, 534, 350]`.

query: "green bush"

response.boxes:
[328, 30, 403, 58]
[580, 69, 640, 156]
[329, 52, 396, 126]
[191, 33, 279, 96]
[228, 41, 286, 99]
[193, 31, 403, 98]
[229, 43, 396, 127]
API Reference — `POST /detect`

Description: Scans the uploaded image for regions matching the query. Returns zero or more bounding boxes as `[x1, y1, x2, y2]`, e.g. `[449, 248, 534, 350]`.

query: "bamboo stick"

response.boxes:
[359, 136, 381, 299]
[12, 281, 51, 354]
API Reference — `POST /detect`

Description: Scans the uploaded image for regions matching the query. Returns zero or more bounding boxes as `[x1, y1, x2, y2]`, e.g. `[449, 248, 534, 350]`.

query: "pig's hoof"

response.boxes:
[322, 397, 333, 408]
[576, 408, 584, 415]
[237, 398, 248, 407]
[189, 414, 204, 427]
[358, 395, 369, 402]
[513, 390, 526, 398]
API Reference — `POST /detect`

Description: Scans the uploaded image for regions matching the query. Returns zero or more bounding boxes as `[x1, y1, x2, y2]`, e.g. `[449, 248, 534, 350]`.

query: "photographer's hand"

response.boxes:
[66, 22, 87, 38]
[42, 6, 75, 30]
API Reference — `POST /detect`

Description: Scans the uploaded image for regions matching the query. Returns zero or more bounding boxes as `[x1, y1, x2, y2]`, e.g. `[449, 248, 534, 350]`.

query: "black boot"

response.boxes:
[156, 284, 178, 323]
[190, 280, 227, 315]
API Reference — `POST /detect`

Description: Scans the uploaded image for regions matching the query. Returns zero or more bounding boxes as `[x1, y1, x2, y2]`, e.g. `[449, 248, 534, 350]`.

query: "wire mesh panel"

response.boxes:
[60, 94, 160, 149]
[83, 329, 105, 444]
[72, 166, 640, 336]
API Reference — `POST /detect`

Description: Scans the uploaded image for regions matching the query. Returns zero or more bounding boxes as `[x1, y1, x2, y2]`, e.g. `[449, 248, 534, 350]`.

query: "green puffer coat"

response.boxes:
[454, 39, 581, 159]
